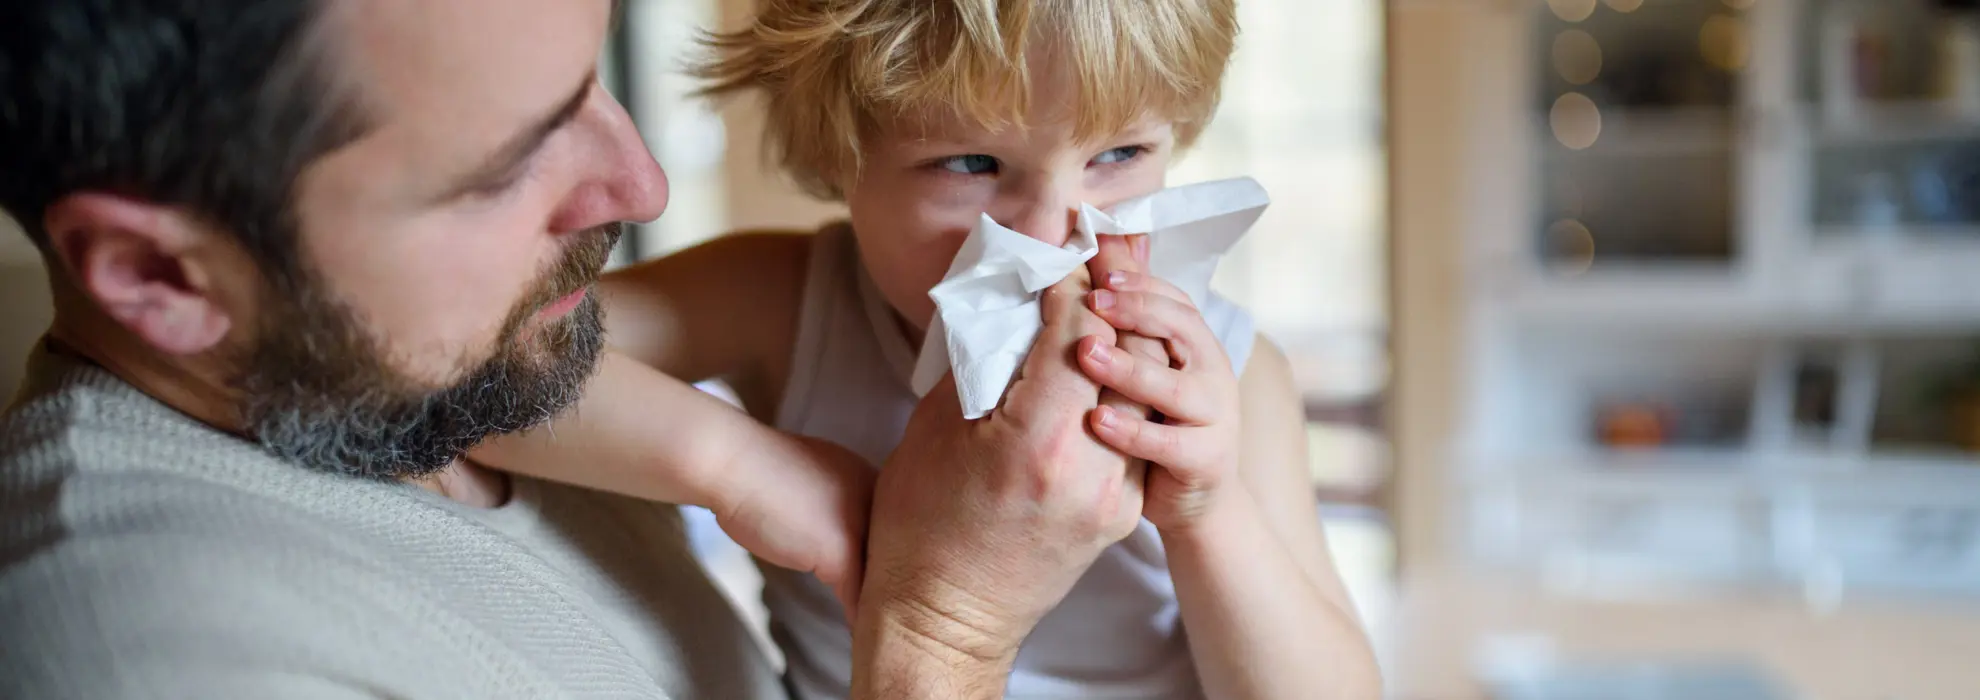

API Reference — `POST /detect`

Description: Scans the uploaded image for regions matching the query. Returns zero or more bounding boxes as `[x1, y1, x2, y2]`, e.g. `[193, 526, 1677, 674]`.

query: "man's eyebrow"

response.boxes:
[443, 69, 597, 198]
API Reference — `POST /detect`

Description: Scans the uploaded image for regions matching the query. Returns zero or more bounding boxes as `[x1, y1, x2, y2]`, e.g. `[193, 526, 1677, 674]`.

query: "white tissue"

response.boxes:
[910, 177, 1271, 419]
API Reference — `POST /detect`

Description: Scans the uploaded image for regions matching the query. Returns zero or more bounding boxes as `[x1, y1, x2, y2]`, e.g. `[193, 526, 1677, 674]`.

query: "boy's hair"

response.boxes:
[694, 0, 1238, 200]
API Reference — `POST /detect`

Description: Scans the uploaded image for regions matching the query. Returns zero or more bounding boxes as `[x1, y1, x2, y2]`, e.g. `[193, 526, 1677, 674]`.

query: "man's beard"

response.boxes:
[231, 225, 622, 480]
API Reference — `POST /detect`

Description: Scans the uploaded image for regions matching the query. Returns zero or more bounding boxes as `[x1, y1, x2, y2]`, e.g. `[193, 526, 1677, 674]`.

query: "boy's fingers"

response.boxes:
[1090, 406, 1215, 472]
[1095, 269, 1197, 309]
[1089, 289, 1226, 375]
[1089, 233, 1162, 420]
[1079, 336, 1216, 424]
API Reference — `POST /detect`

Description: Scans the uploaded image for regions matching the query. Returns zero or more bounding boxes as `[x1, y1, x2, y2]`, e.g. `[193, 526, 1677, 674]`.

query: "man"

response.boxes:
[0, 0, 1147, 697]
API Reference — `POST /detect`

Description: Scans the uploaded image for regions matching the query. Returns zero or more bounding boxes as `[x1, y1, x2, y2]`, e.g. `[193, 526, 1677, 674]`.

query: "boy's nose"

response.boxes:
[998, 189, 1080, 248]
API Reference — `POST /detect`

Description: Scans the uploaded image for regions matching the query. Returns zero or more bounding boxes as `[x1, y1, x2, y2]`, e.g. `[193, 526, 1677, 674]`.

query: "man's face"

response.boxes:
[235, 0, 666, 478]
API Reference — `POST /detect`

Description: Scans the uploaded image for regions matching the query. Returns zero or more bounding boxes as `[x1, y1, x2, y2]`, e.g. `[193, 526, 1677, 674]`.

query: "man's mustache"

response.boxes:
[526, 223, 624, 311]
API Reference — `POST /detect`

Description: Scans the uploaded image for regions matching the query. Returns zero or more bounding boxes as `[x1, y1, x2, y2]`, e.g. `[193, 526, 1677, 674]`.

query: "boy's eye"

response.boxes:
[1091, 145, 1147, 166]
[936, 154, 1000, 175]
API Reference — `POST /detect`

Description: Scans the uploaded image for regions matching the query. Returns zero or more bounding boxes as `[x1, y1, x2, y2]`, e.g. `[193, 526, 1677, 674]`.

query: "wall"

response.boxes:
[712, 0, 846, 234]
[0, 217, 53, 400]
[1389, 0, 1476, 574]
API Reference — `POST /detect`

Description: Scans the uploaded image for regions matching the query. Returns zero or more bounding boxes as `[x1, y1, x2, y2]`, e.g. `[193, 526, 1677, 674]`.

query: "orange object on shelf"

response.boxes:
[1598, 403, 1670, 450]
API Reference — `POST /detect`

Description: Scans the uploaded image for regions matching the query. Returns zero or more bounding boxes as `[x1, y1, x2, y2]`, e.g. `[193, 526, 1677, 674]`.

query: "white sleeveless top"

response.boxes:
[766, 223, 1256, 700]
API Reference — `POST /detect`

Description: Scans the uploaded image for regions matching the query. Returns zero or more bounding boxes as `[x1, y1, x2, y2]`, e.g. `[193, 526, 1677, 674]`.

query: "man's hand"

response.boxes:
[852, 267, 1148, 698]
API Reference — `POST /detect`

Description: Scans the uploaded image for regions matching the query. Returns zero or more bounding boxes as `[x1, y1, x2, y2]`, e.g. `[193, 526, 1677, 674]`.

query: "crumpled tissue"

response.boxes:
[909, 177, 1270, 419]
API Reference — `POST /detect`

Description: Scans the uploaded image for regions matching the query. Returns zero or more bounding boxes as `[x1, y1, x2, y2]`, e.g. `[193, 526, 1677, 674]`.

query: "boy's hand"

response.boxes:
[1078, 258, 1245, 534]
[711, 433, 874, 619]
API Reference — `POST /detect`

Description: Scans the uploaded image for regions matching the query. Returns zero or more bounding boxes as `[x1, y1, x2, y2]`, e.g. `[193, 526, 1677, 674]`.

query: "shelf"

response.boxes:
[1462, 449, 1980, 598]
[1807, 101, 1980, 146]
[1465, 448, 1980, 498]
[1481, 233, 1980, 330]
[1538, 106, 1738, 158]
[1810, 225, 1980, 245]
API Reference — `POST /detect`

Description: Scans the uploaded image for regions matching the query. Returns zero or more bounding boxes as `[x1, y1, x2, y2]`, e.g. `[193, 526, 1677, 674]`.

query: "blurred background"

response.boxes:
[6, 0, 1979, 697]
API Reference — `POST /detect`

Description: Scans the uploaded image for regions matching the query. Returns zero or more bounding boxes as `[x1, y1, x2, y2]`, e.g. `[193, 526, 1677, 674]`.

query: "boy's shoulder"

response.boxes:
[609, 225, 839, 409]
[673, 227, 816, 271]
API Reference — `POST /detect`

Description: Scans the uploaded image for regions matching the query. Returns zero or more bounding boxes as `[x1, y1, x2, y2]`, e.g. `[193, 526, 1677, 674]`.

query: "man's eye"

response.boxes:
[469, 175, 525, 198]
[1091, 146, 1147, 166]
[936, 154, 1000, 175]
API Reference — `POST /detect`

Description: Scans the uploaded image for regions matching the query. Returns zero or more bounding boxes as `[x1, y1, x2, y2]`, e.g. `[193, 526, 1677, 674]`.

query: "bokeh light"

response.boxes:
[1700, 14, 1750, 72]
[1548, 0, 1599, 23]
[1550, 92, 1603, 150]
[1548, 219, 1596, 275]
[1553, 30, 1604, 86]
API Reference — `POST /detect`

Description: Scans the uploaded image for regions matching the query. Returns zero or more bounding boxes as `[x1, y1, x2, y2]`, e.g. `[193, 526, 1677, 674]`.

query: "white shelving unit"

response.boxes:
[1458, 0, 1980, 601]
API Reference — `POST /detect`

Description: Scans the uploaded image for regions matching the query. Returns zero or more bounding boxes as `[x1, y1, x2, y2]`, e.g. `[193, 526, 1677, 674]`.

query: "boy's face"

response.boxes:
[844, 76, 1176, 329]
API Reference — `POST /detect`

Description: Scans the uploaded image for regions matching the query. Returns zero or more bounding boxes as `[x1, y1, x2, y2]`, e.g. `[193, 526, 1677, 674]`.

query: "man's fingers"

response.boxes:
[1004, 268, 1112, 421]
[912, 373, 966, 423]
[1089, 234, 1147, 282]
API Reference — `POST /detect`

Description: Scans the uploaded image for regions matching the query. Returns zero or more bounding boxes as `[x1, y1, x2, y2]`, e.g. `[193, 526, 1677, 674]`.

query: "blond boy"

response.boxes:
[480, 0, 1381, 697]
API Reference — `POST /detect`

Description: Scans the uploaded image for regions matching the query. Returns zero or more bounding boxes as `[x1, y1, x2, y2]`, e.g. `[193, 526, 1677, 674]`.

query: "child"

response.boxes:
[477, 0, 1380, 697]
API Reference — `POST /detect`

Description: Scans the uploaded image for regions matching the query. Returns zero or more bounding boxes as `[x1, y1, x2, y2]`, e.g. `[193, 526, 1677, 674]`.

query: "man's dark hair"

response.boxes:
[0, 0, 370, 270]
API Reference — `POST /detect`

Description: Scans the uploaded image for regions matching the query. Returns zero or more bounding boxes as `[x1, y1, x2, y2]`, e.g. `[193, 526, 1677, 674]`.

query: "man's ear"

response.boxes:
[41, 194, 237, 356]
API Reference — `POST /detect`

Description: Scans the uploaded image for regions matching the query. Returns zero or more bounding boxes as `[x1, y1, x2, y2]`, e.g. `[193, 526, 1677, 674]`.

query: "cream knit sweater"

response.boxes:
[0, 347, 786, 699]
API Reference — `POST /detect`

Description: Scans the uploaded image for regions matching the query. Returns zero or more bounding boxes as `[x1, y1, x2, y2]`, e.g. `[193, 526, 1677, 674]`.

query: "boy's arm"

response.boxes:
[594, 231, 810, 416]
[470, 229, 813, 504]
[473, 351, 873, 614]
[473, 351, 763, 508]
[1161, 338, 1383, 700]
[473, 231, 873, 611]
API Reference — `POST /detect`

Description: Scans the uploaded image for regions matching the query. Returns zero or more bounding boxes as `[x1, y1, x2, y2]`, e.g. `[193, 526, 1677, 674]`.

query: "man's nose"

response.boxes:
[996, 183, 1079, 248]
[549, 88, 669, 235]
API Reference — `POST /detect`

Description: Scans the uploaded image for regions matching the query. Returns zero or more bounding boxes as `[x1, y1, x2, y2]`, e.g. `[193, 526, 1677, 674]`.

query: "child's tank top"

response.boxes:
[765, 222, 1256, 699]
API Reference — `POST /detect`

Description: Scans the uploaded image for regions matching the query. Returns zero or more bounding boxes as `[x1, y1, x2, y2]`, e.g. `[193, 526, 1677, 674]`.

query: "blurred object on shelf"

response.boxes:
[1793, 358, 1843, 436]
[1597, 401, 1672, 449]
[1819, 1, 1878, 122]
[1906, 151, 1961, 225]
[1753, 340, 1880, 454]
[1919, 340, 1980, 452]
[1950, 390, 1980, 452]
[1594, 390, 1749, 452]
[1933, 1, 1980, 117]
[1847, 170, 1906, 228]
[1817, 143, 1980, 230]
